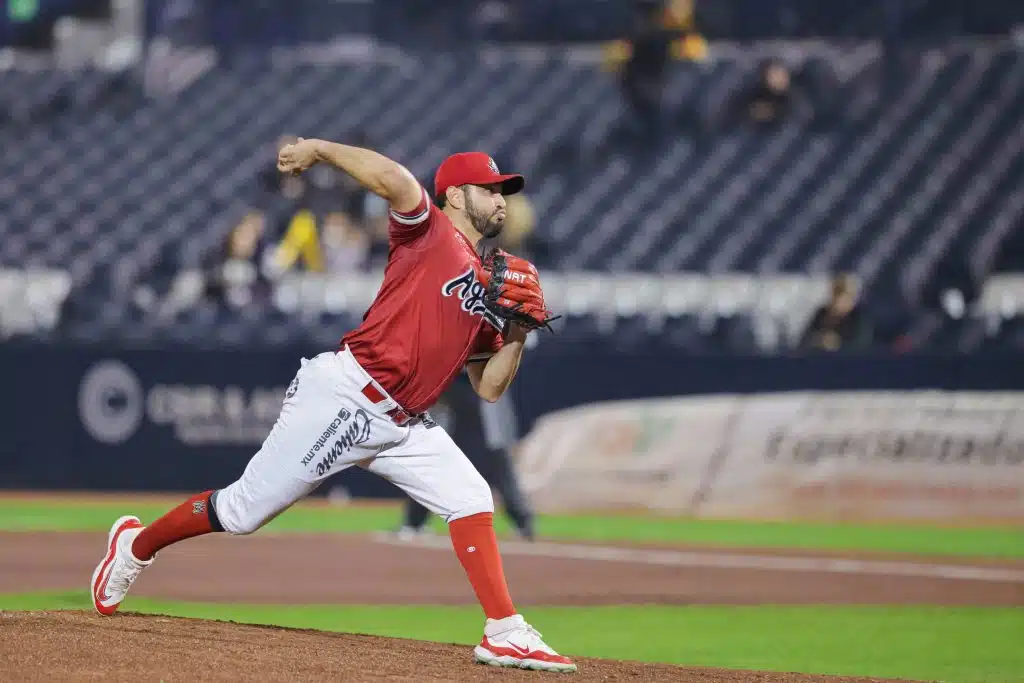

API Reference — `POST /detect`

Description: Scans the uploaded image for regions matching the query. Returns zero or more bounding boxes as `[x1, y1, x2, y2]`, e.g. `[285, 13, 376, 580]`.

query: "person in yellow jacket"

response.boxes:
[270, 207, 325, 274]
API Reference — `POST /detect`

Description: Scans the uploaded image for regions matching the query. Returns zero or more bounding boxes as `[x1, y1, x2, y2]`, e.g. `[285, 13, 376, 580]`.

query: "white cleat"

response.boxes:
[474, 614, 577, 673]
[394, 525, 425, 542]
[90, 515, 153, 616]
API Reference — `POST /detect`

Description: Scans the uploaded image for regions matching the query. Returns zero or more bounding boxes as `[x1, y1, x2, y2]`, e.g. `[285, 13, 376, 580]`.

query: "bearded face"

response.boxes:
[462, 184, 506, 238]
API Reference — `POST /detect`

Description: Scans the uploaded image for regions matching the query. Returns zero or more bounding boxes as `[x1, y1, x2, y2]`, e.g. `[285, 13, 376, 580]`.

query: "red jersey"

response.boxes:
[341, 186, 504, 414]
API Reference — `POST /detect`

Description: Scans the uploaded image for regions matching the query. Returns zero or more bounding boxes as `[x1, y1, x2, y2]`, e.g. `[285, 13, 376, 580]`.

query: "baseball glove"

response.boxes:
[482, 248, 560, 332]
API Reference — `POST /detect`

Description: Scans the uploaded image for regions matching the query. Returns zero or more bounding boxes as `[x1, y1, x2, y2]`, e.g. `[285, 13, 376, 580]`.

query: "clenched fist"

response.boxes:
[277, 138, 321, 175]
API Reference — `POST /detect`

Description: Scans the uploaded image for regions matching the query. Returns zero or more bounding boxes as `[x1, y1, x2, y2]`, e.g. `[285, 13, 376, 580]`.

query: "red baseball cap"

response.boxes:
[434, 152, 525, 200]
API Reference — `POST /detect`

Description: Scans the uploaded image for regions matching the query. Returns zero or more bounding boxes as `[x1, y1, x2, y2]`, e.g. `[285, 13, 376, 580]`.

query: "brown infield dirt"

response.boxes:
[1, 527, 1021, 682]
[2, 610, 911, 683]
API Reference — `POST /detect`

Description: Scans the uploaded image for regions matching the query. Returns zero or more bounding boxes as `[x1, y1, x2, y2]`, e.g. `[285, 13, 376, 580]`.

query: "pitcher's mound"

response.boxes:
[0, 611, 908, 682]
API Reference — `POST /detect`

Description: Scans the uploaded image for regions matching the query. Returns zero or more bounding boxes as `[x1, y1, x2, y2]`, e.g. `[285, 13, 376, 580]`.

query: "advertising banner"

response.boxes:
[0, 347, 397, 497]
[516, 391, 1024, 522]
[3, 344, 1024, 511]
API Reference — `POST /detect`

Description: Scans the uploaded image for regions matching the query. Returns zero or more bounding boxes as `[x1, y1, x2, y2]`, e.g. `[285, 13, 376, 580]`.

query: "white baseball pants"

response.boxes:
[213, 347, 494, 535]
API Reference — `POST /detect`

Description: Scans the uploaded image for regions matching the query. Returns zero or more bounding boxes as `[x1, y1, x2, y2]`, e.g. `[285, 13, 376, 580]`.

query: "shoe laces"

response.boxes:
[490, 615, 545, 645]
[109, 556, 143, 594]
[514, 620, 544, 646]
[110, 534, 145, 593]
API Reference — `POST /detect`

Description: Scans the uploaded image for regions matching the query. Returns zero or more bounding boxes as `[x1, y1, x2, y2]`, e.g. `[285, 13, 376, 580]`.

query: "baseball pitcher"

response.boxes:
[90, 140, 574, 673]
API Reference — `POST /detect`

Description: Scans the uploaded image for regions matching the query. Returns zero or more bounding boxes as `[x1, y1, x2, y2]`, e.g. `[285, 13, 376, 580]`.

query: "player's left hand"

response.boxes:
[482, 248, 560, 333]
[277, 137, 320, 175]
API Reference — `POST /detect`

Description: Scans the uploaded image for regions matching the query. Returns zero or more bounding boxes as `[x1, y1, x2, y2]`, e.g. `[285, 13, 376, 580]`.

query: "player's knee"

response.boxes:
[224, 515, 262, 536]
[446, 489, 494, 523]
[212, 487, 265, 536]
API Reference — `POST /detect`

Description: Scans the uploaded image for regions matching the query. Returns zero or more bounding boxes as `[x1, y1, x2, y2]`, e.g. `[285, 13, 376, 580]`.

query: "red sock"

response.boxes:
[449, 512, 516, 620]
[131, 490, 221, 561]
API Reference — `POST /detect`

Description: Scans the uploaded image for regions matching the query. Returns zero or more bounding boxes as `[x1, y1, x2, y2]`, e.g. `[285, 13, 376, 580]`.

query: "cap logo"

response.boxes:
[487, 157, 499, 174]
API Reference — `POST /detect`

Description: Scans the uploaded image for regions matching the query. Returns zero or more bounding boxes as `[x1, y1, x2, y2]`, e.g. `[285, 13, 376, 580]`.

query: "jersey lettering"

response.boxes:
[442, 268, 503, 331]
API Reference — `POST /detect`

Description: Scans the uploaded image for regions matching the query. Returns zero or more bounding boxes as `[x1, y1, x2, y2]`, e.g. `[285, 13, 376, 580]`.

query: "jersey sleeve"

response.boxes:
[388, 186, 436, 245]
[467, 325, 504, 364]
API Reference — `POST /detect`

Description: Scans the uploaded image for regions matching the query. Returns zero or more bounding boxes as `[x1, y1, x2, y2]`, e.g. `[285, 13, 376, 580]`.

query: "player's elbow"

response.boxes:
[466, 359, 507, 403]
[376, 163, 420, 207]
[474, 382, 504, 403]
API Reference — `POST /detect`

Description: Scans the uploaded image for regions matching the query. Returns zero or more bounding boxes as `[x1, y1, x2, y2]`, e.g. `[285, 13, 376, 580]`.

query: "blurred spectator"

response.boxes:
[746, 60, 795, 126]
[720, 59, 813, 131]
[253, 133, 368, 276]
[203, 211, 272, 309]
[616, 0, 676, 145]
[603, 1, 706, 146]
[798, 275, 873, 351]
[304, 164, 345, 217]
[321, 212, 371, 274]
[269, 206, 324, 275]
[493, 184, 552, 267]
[662, 0, 708, 62]
[255, 135, 326, 245]
[496, 191, 536, 256]
[750, 60, 793, 124]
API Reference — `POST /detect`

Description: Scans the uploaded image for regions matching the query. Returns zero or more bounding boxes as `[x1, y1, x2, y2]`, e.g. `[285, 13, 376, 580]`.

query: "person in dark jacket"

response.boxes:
[396, 370, 536, 541]
[798, 274, 873, 351]
[619, 0, 677, 145]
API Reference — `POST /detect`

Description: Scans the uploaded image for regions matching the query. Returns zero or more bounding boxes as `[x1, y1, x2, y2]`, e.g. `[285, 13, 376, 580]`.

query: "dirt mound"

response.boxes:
[0, 611, 913, 683]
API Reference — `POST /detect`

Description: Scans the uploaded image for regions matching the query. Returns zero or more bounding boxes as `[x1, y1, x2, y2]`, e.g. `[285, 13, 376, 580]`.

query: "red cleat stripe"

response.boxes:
[479, 641, 574, 665]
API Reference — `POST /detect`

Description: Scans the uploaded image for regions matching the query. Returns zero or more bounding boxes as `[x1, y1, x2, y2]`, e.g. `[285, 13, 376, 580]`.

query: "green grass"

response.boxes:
[3, 592, 1021, 683]
[1, 498, 1021, 558]
[0, 500, 404, 534]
